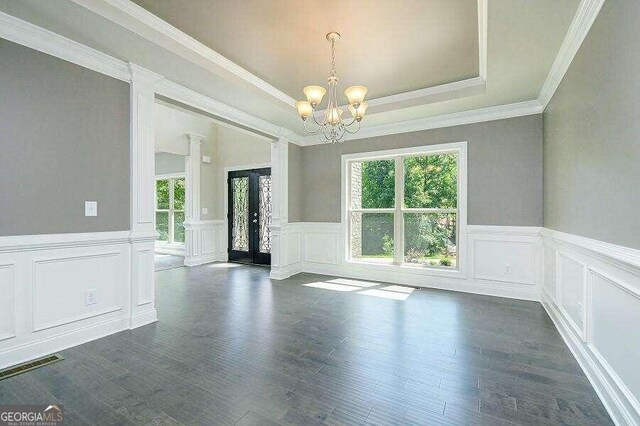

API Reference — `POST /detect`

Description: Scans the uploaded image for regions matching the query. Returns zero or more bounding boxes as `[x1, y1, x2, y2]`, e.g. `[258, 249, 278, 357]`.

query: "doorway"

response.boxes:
[227, 168, 272, 265]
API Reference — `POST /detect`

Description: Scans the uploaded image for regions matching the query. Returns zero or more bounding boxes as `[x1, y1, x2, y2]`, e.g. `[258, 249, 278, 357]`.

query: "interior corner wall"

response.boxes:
[543, 0, 640, 250]
[288, 142, 303, 223]
[0, 39, 130, 236]
[294, 114, 543, 225]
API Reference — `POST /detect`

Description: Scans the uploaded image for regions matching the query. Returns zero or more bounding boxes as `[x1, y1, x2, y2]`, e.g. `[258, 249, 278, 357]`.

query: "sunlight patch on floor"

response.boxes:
[381, 285, 415, 294]
[303, 282, 360, 292]
[205, 263, 243, 268]
[302, 279, 416, 301]
[359, 289, 411, 301]
[327, 278, 379, 288]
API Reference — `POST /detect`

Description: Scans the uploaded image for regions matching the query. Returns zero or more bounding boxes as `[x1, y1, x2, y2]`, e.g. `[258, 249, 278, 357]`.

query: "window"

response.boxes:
[346, 143, 465, 271]
[155, 176, 186, 244]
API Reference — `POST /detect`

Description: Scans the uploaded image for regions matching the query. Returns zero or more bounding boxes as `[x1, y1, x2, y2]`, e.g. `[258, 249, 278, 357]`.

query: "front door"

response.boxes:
[227, 168, 272, 265]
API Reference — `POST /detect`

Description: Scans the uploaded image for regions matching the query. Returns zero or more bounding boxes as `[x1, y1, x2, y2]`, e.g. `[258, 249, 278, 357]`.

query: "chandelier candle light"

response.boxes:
[296, 32, 368, 143]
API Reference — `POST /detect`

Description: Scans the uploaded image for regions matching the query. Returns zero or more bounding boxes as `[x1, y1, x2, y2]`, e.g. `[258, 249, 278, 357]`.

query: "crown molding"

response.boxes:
[477, 0, 488, 82]
[70, 0, 296, 109]
[0, 11, 131, 81]
[296, 100, 544, 146]
[538, 0, 605, 109]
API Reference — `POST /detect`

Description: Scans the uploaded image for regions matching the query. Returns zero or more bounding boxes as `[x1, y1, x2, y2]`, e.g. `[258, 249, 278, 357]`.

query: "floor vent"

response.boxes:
[0, 354, 64, 381]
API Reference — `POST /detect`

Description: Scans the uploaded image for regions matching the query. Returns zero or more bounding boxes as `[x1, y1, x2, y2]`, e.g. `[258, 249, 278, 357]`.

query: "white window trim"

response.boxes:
[155, 174, 186, 246]
[340, 141, 468, 279]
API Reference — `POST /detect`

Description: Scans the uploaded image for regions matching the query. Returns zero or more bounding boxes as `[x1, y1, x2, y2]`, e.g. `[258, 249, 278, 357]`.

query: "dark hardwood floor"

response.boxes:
[0, 264, 613, 425]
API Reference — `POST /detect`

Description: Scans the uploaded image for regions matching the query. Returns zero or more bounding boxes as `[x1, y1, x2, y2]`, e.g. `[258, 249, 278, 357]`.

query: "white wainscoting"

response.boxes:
[271, 223, 542, 301]
[183, 220, 227, 266]
[542, 228, 640, 426]
[270, 223, 640, 424]
[0, 230, 156, 370]
[269, 223, 303, 280]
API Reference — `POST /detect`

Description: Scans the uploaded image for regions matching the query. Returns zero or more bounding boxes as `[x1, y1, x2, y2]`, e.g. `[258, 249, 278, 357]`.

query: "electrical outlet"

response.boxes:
[84, 201, 98, 217]
[84, 289, 97, 306]
[505, 264, 513, 274]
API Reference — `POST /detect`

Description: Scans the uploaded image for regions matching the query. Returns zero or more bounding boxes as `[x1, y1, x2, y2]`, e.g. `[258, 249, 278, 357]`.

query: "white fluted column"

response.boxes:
[269, 135, 290, 279]
[184, 133, 205, 266]
[129, 63, 163, 328]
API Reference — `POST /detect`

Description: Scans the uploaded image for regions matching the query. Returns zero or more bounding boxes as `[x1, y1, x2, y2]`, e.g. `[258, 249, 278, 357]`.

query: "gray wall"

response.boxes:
[155, 152, 185, 175]
[292, 115, 543, 225]
[288, 143, 302, 223]
[0, 40, 130, 236]
[543, 1, 640, 249]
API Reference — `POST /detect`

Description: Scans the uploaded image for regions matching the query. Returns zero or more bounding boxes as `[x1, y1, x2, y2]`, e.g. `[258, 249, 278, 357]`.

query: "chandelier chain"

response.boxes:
[330, 39, 336, 78]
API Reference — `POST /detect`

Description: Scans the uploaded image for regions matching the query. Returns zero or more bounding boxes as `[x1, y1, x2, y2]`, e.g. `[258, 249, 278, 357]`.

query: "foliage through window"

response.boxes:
[155, 177, 186, 244]
[348, 150, 459, 269]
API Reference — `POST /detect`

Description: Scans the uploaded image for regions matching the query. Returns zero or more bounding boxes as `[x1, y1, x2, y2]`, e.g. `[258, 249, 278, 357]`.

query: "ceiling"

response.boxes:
[0, 0, 580, 137]
[130, 0, 480, 101]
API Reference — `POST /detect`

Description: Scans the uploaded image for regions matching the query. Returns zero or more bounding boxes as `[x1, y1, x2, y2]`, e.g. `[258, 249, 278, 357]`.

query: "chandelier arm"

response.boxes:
[344, 120, 361, 134]
[302, 118, 322, 134]
[311, 109, 326, 127]
[342, 116, 358, 127]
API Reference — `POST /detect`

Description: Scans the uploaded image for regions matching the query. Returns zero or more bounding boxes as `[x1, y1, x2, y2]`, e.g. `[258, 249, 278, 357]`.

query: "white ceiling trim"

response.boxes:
[70, 0, 296, 109]
[296, 100, 544, 147]
[538, 0, 605, 108]
[70, 0, 488, 114]
[0, 10, 130, 81]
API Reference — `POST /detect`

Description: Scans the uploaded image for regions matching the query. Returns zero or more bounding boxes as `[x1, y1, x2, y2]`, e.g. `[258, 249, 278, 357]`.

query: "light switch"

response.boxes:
[202, 155, 211, 163]
[85, 201, 98, 217]
[201, 207, 208, 215]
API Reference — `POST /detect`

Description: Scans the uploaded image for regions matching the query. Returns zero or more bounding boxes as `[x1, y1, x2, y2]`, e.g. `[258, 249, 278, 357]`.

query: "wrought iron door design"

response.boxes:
[228, 168, 271, 265]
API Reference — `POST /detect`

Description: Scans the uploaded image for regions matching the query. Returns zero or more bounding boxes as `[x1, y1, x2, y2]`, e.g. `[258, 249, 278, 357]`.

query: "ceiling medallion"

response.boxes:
[295, 32, 368, 143]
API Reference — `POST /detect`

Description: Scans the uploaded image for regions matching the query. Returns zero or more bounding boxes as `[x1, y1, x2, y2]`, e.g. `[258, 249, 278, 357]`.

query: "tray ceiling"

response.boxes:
[130, 0, 480, 101]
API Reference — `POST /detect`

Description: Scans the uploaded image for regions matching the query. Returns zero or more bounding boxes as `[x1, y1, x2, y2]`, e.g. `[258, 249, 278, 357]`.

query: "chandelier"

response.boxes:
[295, 32, 368, 143]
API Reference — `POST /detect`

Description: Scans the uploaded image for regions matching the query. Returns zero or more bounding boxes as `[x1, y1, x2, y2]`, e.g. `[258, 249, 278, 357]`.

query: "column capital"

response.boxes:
[128, 63, 164, 87]
[186, 132, 206, 144]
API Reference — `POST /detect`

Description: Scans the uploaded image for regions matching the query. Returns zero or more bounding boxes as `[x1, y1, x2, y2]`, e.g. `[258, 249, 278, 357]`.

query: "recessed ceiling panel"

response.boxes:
[130, 0, 480, 100]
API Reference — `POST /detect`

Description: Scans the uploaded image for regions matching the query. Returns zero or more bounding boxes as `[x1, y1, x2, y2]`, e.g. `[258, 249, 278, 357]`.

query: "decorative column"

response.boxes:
[269, 135, 290, 279]
[128, 63, 163, 328]
[183, 133, 205, 266]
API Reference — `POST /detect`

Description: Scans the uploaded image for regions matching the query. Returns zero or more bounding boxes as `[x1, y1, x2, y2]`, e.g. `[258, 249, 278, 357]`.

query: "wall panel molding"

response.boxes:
[183, 220, 227, 266]
[0, 231, 154, 370]
[542, 228, 640, 426]
[0, 263, 17, 342]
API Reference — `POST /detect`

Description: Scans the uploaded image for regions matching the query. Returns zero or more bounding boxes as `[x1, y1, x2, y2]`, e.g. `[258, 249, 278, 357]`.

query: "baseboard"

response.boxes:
[0, 316, 130, 371]
[130, 308, 158, 329]
[270, 262, 303, 281]
[184, 252, 226, 267]
[542, 291, 638, 426]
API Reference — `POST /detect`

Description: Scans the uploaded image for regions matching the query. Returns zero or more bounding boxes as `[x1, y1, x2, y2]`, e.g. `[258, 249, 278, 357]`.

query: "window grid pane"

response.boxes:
[403, 154, 458, 209]
[351, 160, 395, 209]
[156, 179, 170, 210]
[403, 212, 457, 268]
[350, 212, 394, 263]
